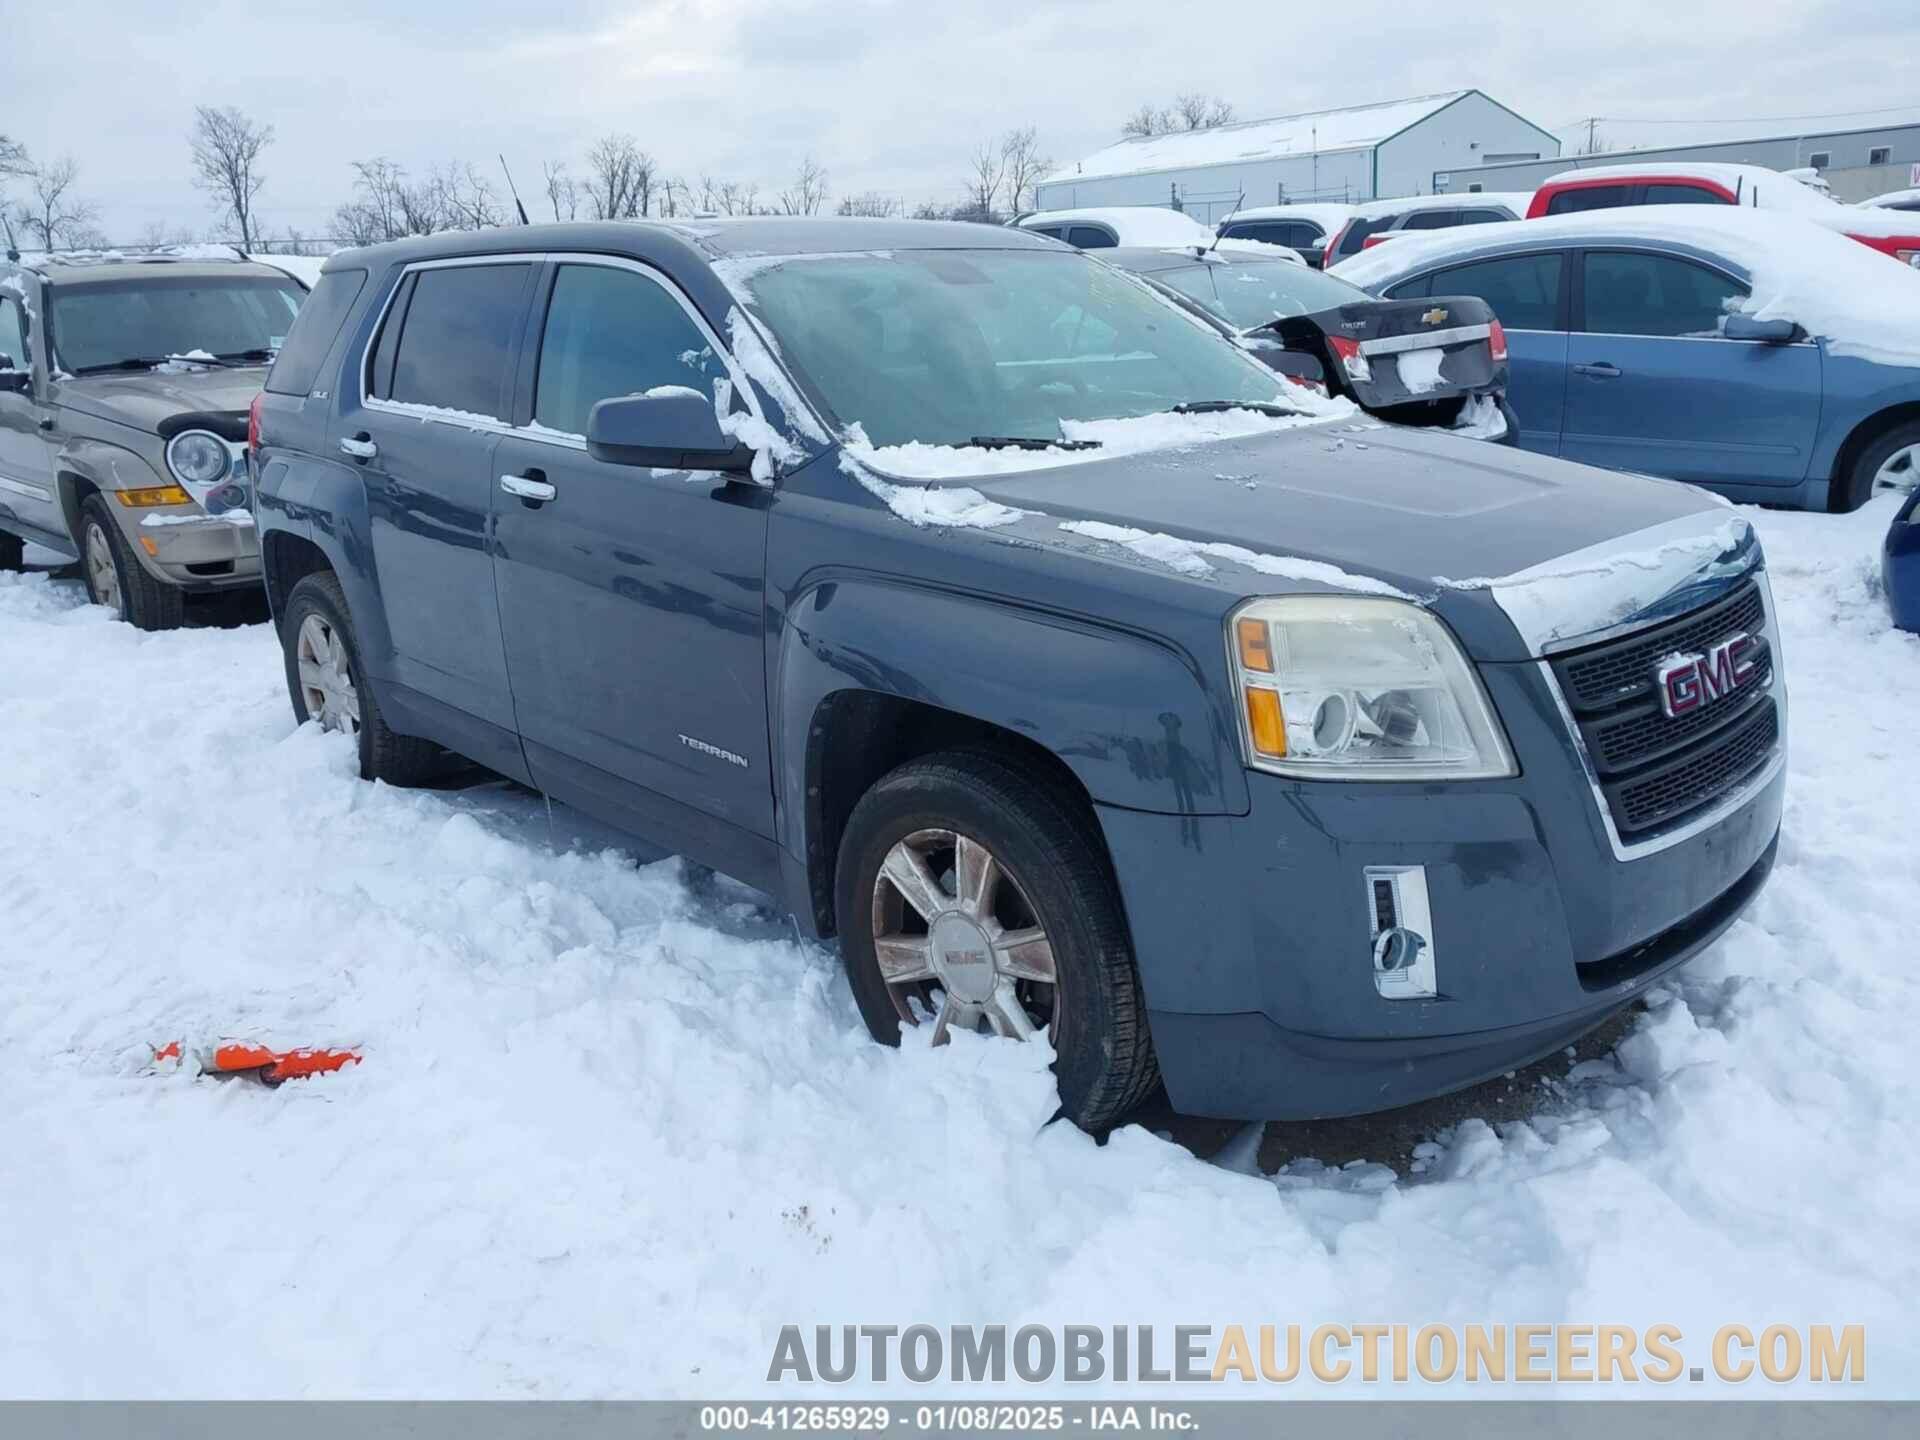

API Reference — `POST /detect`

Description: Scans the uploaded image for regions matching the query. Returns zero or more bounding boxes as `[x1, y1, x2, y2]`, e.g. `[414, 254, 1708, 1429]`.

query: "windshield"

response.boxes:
[1158, 260, 1370, 332]
[49, 275, 307, 374]
[739, 249, 1296, 449]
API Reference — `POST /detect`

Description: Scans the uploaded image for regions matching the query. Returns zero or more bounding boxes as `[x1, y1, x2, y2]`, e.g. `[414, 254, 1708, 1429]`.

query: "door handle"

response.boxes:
[500, 470, 556, 504]
[1573, 362, 1621, 379]
[338, 433, 378, 460]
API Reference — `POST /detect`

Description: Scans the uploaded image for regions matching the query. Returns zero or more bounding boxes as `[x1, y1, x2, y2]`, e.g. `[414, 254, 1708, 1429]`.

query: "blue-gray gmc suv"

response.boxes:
[250, 219, 1785, 1132]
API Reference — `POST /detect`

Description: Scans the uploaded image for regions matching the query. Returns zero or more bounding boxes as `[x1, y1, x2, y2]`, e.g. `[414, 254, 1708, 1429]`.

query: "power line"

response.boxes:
[1548, 102, 1920, 132]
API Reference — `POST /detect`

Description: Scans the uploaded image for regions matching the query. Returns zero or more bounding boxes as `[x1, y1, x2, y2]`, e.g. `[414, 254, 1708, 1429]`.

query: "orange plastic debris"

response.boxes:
[152, 1040, 183, 1064]
[147, 1038, 361, 1083]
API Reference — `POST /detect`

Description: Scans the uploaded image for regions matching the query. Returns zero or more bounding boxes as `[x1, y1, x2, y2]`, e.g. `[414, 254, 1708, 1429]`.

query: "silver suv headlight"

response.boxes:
[1228, 596, 1516, 781]
[165, 429, 233, 487]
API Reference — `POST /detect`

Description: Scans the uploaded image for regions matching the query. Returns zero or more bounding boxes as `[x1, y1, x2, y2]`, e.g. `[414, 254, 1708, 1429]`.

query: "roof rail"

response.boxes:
[20, 244, 250, 272]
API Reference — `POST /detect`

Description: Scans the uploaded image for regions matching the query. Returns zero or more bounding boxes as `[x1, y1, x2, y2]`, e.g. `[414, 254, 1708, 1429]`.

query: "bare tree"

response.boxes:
[778, 157, 830, 216]
[999, 126, 1052, 216]
[1173, 93, 1235, 130]
[190, 105, 274, 251]
[437, 162, 502, 230]
[0, 135, 28, 179]
[958, 138, 1005, 222]
[14, 157, 100, 249]
[542, 160, 578, 222]
[135, 219, 205, 251]
[836, 191, 900, 218]
[583, 134, 656, 219]
[911, 200, 956, 221]
[658, 176, 692, 218]
[1121, 103, 1172, 138]
[699, 174, 760, 216]
[333, 157, 425, 244]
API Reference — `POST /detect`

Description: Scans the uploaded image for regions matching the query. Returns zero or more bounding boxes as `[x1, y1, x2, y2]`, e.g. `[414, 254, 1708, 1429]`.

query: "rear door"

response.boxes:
[1560, 248, 1821, 488]
[0, 287, 62, 548]
[490, 256, 775, 842]
[1387, 250, 1570, 453]
[350, 257, 533, 754]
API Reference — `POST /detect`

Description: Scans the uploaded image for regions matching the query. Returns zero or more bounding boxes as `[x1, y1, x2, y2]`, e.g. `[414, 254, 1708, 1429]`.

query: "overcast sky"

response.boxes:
[4, 0, 1918, 243]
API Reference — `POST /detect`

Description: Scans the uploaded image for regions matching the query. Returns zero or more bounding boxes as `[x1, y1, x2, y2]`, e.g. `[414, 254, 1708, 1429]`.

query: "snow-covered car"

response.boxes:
[1333, 205, 1920, 511]
[1212, 203, 1357, 267]
[1016, 206, 1219, 251]
[1320, 192, 1534, 267]
[1861, 186, 1920, 214]
[1887, 487, 1920, 633]
[0, 251, 307, 626]
[253, 218, 1784, 1132]
[1526, 162, 1920, 268]
[1100, 245, 1518, 441]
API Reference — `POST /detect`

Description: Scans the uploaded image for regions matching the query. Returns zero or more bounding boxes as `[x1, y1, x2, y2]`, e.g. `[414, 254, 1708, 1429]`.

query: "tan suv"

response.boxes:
[0, 252, 306, 627]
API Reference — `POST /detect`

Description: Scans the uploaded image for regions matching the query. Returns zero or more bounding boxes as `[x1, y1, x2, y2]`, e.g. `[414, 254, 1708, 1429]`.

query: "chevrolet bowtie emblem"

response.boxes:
[1421, 307, 1449, 326]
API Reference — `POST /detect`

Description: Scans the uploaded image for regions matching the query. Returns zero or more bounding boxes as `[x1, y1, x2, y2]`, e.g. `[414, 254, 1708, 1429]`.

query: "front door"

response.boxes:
[347, 259, 535, 759]
[0, 288, 61, 549]
[490, 258, 775, 841]
[1561, 249, 1821, 489]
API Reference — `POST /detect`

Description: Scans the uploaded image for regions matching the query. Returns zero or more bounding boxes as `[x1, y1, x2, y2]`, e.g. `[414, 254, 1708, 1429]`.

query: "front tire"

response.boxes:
[280, 570, 444, 785]
[79, 494, 184, 630]
[836, 750, 1160, 1132]
[1835, 421, 1920, 512]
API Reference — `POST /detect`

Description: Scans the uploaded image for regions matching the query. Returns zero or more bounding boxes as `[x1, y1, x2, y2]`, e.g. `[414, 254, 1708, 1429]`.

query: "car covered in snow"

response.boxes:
[252, 219, 1785, 1131]
[1334, 206, 1920, 510]
[0, 251, 307, 626]
[1861, 186, 1920, 214]
[1320, 192, 1535, 267]
[1525, 162, 1920, 268]
[1016, 206, 1224, 252]
[1098, 245, 1518, 441]
[1212, 203, 1357, 267]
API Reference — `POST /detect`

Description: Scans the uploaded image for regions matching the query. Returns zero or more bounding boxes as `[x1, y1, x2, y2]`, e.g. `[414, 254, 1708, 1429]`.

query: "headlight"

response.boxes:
[1228, 596, 1516, 781]
[165, 429, 233, 487]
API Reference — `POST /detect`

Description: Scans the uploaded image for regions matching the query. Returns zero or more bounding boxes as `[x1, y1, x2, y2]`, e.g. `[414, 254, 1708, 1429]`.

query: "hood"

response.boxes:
[53, 366, 267, 433]
[963, 421, 1734, 661]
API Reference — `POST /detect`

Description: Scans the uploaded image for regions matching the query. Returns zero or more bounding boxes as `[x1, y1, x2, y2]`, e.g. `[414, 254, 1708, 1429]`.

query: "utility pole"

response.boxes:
[1587, 117, 1599, 154]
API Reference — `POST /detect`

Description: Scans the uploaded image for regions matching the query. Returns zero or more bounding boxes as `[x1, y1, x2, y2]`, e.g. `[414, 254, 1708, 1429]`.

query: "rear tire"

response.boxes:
[280, 570, 445, 785]
[79, 494, 185, 630]
[0, 530, 23, 572]
[835, 749, 1160, 1133]
[1834, 420, 1920, 512]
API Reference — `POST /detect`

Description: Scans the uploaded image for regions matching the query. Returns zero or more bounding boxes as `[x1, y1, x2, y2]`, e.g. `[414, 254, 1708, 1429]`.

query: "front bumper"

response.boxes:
[117, 507, 260, 589]
[1098, 660, 1784, 1120]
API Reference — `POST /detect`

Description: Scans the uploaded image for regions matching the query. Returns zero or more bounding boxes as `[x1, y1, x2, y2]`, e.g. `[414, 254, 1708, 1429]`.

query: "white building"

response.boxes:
[1033, 90, 1561, 223]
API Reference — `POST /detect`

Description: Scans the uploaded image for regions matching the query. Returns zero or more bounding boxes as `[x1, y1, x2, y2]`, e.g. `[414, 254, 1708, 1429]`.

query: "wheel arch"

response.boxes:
[260, 528, 336, 622]
[1831, 401, 1920, 509]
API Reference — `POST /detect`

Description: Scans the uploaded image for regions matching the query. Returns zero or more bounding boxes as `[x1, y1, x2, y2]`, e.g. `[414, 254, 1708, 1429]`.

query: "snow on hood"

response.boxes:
[1334, 206, 1920, 367]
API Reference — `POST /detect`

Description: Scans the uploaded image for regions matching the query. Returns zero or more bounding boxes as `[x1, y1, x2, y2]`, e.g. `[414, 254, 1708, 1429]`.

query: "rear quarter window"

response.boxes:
[264, 269, 367, 397]
[1426, 253, 1564, 330]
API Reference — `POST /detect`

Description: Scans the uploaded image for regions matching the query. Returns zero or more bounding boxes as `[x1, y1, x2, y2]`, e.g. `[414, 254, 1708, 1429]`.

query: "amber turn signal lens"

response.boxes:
[1245, 686, 1287, 758]
[1236, 617, 1274, 673]
[115, 484, 192, 508]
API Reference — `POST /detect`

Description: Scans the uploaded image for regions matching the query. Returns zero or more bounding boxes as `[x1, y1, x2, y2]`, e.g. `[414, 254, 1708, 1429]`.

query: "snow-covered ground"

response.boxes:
[1, 497, 1916, 1397]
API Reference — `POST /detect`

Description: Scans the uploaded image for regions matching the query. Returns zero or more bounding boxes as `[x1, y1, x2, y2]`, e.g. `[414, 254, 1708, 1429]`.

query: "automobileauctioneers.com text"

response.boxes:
[767, 1323, 1865, 1387]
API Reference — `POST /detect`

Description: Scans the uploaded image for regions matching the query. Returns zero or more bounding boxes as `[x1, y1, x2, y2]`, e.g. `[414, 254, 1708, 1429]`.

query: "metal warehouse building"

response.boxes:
[1032, 90, 1562, 223]
[1439, 121, 1920, 203]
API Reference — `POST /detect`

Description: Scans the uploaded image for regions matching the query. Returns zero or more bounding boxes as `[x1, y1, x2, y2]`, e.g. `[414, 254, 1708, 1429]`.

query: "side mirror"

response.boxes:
[0, 359, 28, 393]
[585, 388, 758, 474]
[1723, 313, 1802, 344]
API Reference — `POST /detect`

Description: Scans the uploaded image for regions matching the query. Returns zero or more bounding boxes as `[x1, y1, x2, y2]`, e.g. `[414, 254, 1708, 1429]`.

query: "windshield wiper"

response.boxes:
[212, 348, 276, 365]
[963, 435, 1102, 452]
[69, 356, 175, 375]
[1170, 400, 1298, 418]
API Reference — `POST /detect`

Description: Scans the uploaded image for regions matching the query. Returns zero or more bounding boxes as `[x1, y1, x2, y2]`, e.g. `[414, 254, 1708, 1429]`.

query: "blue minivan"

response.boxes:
[251, 219, 1785, 1131]
[1335, 208, 1920, 512]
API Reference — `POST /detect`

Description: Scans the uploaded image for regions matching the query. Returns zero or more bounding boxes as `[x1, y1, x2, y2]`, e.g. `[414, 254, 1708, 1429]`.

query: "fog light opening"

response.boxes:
[1364, 865, 1438, 1000]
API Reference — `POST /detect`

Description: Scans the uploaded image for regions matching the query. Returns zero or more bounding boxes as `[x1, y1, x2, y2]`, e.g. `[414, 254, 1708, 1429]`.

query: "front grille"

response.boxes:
[1550, 576, 1779, 840]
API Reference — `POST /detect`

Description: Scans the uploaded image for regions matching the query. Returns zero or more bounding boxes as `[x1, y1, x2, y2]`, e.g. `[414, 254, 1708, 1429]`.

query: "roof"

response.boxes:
[25, 258, 296, 288]
[325, 217, 1055, 274]
[1042, 91, 1476, 186]
[1327, 204, 1920, 365]
[1532, 162, 1920, 237]
[1017, 207, 1218, 248]
[1219, 203, 1357, 231]
[1356, 190, 1534, 219]
[1863, 188, 1920, 209]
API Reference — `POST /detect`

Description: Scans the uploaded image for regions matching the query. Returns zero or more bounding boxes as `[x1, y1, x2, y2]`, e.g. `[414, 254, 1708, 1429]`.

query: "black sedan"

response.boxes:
[1102, 246, 1519, 443]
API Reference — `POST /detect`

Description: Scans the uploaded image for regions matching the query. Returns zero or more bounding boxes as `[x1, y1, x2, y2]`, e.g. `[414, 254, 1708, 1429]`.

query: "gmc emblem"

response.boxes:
[1657, 633, 1759, 718]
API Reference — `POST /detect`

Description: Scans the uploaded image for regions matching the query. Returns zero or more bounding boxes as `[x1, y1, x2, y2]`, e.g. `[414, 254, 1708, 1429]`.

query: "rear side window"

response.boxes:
[265, 269, 366, 396]
[0, 295, 28, 373]
[1400, 210, 1460, 231]
[1642, 183, 1731, 206]
[1458, 209, 1511, 225]
[1545, 184, 1632, 214]
[1067, 226, 1117, 250]
[1335, 216, 1395, 257]
[1581, 252, 1748, 338]
[1426, 253, 1564, 330]
[386, 263, 532, 419]
[533, 264, 728, 437]
[1223, 221, 1320, 248]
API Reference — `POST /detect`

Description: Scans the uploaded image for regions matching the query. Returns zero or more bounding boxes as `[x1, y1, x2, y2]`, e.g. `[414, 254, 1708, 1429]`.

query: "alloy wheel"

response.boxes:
[295, 613, 362, 734]
[1875, 442, 1918, 495]
[870, 827, 1060, 1044]
[84, 522, 121, 615]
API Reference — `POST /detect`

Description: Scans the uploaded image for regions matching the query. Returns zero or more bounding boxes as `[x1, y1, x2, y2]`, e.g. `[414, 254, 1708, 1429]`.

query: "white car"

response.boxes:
[1016, 206, 1303, 263]
[1210, 203, 1356, 267]
[1861, 187, 1920, 214]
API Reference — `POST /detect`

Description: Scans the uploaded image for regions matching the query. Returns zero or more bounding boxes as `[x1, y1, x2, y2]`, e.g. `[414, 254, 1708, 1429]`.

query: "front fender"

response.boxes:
[54, 438, 164, 532]
[773, 575, 1250, 864]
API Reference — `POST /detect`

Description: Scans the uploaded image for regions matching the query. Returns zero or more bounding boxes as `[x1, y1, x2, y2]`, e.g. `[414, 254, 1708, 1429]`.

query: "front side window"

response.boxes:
[1642, 183, 1731, 206]
[0, 295, 27, 373]
[1545, 184, 1632, 215]
[1426, 253, 1564, 331]
[49, 275, 306, 374]
[534, 264, 728, 437]
[740, 249, 1293, 449]
[1581, 252, 1748, 338]
[386, 263, 532, 419]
